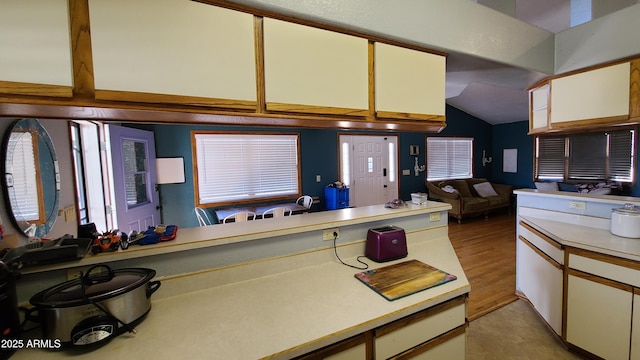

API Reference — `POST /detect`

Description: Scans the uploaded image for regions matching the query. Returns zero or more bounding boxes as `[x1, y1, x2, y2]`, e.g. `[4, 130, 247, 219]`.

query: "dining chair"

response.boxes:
[296, 195, 314, 210]
[262, 207, 292, 218]
[195, 207, 214, 226]
[223, 211, 256, 223]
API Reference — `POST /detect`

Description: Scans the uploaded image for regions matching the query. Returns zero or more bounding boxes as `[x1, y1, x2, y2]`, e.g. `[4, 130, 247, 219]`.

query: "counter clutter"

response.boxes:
[9, 203, 470, 359]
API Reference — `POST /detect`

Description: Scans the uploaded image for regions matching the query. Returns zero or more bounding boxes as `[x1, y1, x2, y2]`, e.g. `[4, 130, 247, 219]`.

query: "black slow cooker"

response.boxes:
[0, 261, 20, 360]
[29, 264, 160, 347]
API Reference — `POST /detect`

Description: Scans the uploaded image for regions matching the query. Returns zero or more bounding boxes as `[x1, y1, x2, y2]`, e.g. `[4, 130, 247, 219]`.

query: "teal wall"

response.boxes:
[491, 121, 534, 189]
[141, 105, 494, 228]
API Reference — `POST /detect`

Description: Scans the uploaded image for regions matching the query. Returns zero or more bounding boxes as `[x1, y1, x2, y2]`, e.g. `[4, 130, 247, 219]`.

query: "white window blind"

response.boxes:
[194, 133, 300, 205]
[7, 131, 40, 221]
[535, 129, 635, 183]
[426, 137, 473, 181]
[536, 137, 565, 180]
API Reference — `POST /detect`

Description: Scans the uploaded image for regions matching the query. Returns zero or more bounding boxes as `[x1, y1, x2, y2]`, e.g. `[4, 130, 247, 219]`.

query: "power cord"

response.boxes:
[333, 232, 369, 270]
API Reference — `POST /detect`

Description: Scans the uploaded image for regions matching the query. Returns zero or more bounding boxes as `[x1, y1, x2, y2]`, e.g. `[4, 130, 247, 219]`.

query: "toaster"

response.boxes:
[365, 226, 407, 262]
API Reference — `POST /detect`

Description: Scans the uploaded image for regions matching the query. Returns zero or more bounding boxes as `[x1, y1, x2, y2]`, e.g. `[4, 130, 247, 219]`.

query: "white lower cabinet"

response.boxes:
[295, 296, 467, 359]
[516, 237, 563, 335]
[566, 272, 632, 360]
[632, 293, 640, 360]
[516, 222, 563, 335]
[375, 298, 466, 359]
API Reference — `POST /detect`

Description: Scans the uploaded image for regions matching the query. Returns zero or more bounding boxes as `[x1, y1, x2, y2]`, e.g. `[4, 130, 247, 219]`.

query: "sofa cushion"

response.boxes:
[461, 197, 489, 212]
[452, 180, 473, 197]
[485, 196, 507, 207]
[473, 182, 499, 197]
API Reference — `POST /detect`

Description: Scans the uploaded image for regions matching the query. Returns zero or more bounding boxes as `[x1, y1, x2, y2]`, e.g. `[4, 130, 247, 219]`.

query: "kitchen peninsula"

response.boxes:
[13, 202, 470, 359]
[516, 189, 640, 359]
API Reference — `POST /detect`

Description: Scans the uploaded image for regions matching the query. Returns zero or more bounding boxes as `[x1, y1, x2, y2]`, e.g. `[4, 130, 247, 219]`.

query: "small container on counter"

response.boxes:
[610, 203, 640, 238]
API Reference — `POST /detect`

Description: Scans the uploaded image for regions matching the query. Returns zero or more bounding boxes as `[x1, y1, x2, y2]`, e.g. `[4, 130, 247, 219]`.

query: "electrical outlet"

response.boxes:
[429, 212, 441, 222]
[322, 228, 340, 241]
[569, 201, 586, 210]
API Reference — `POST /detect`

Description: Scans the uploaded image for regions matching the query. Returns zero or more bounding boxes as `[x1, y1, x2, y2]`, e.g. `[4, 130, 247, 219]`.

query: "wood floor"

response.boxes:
[448, 211, 518, 321]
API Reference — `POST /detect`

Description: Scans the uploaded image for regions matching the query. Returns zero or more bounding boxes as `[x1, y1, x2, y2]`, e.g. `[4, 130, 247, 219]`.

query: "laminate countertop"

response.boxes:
[12, 206, 469, 359]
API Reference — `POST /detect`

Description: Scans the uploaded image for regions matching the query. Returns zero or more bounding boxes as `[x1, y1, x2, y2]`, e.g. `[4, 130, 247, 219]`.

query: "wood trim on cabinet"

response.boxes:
[528, 55, 640, 90]
[549, 114, 633, 131]
[567, 268, 634, 293]
[519, 221, 563, 250]
[630, 59, 640, 119]
[95, 89, 258, 110]
[292, 333, 368, 360]
[368, 41, 376, 119]
[0, 101, 447, 132]
[254, 16, 266, 113]
[68, 0, 95, 98]
[265, 102, 370, 117]
[393, 324, 466, 360]
[518, 235, 562, 270]
[375, 295, 466, 338]
[0, 81, 73, 98]
[376, 111, 446, 122]
[567, 247, 640, 272]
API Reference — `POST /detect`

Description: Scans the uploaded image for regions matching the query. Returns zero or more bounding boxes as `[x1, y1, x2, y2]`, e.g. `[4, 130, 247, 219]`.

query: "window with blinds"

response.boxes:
[426, 137, 473, 181]
[193, 132, 300, 206]
[535, 129, 635, 183]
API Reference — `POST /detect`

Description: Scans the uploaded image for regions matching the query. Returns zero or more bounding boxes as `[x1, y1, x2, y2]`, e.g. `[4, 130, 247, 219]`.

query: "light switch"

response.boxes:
[402, 169, 410, 176]
[316, 175, 321, 182]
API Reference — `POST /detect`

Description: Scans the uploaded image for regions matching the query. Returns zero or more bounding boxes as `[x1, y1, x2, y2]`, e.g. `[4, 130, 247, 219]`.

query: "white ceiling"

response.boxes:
[447, 0, 639, 125]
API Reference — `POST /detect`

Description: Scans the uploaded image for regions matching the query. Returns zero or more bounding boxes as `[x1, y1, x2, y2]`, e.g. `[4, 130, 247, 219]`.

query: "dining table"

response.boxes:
[214, 203, 309, 223]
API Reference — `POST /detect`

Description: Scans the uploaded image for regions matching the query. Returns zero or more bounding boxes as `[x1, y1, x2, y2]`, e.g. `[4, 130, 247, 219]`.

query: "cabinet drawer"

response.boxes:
[569, 252, 640, 288]
[375, 297, 465, 359]
[519, 221, 563, 264]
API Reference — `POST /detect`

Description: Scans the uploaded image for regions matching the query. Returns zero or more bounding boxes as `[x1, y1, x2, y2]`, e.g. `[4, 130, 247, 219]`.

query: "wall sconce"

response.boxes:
[482, 150, 493, 167]
[155, 157, 186, 191]
[414, 157, 425, 176]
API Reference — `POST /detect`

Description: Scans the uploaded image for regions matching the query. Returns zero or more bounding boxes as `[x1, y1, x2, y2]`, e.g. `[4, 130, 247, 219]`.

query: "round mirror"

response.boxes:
[1, 119, 60, 238]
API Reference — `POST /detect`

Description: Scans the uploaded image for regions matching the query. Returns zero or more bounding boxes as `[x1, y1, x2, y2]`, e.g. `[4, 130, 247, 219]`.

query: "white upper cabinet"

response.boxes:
[263, 18, 369, 115]
[550, 62, 630, 124]
[0, 0, 73, 90]
[89, 0, 257, 105]
[374, 43, 446, 121]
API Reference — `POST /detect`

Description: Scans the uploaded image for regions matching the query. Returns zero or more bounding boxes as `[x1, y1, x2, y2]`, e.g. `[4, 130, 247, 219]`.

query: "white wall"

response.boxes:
[555, 3, 640, 72]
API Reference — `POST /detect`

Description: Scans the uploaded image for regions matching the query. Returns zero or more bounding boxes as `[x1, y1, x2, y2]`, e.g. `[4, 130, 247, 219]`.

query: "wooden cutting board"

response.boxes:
[354, 259, 457, 301]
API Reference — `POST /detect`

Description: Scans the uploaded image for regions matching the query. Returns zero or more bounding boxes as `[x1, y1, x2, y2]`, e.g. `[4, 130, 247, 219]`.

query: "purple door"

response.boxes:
[108, 125, 160, 233]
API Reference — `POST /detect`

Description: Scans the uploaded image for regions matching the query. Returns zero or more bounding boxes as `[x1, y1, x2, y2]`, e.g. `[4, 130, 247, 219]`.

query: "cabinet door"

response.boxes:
[517, 237, 563, 335]
[0, 0, 73, 97]
[89, 0, 257, 108]
[375, 298, 465, 359]
[374, 43, 445, 121]
[566, 272, 632, 360]
[550, 62, 630, 126]
[529, 83, 549, 133]
[263, 18, 369, 116]
[632, 292, 640, 360]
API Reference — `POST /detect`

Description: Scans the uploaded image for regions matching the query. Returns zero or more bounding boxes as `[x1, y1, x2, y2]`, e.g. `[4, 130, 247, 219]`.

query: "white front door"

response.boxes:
[340, 135, 398, 207]
[107, 125, 160, 233]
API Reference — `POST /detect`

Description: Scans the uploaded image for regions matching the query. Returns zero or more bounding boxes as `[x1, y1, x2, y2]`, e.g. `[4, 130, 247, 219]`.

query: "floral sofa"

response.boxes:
[426, 178, 513, 223]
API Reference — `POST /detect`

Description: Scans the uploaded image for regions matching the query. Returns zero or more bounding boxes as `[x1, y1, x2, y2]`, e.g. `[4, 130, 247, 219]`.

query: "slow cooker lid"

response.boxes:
[30, 266, 155, 307]
[613, 203, 640, 215]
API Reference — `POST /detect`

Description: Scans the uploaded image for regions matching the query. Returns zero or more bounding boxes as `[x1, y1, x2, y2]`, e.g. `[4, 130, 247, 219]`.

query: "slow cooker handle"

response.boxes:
[147, 280, 161, 298]
[82, 264, 115, 286]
